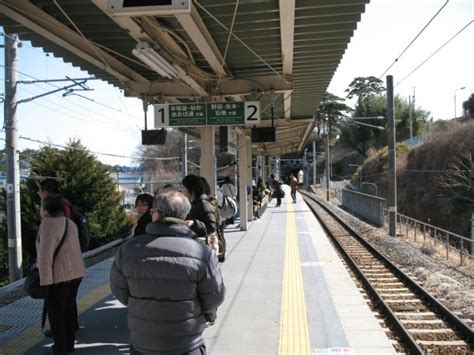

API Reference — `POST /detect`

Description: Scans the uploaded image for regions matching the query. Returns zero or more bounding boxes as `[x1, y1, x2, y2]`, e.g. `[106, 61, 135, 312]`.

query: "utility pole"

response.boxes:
[312, 140, 316, 185]
[387, 75, 397, 237]
[182, 131, 188, 178]
[325, 120, 330, 202]
[5, 34, 22, 281]
[408, 95, 413, 139]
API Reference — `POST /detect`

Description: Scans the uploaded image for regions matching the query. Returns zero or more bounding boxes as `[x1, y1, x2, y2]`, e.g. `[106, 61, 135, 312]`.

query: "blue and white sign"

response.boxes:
[116, 166, 143, 173]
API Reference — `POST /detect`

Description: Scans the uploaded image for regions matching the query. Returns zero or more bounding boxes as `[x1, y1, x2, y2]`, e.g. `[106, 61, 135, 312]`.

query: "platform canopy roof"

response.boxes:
[0, 0, 369, 156]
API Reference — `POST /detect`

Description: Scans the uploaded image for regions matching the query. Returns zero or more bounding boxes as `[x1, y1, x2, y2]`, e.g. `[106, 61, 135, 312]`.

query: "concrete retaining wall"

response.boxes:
[342, 189, 385, 227]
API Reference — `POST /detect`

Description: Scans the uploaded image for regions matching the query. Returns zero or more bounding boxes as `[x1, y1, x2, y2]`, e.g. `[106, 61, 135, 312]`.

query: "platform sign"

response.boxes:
[155, 103, 206, 127]
[154, 102, 260, 127]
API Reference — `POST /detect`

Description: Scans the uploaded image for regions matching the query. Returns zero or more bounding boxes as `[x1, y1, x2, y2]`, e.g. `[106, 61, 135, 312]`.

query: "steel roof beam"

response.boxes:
[125, 74, 292, 98]
[0, 1, 147, 84]
[279, 0, 295, 121]
[175, 4, 228, 77]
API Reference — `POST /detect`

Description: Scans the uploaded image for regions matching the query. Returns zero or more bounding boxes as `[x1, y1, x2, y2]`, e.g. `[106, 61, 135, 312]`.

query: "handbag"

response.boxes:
[24, 220, 69, 299]
[220, 195, 237, 219]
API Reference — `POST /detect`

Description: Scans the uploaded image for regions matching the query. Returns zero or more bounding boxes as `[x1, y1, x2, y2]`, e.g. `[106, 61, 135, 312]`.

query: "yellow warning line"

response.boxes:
[279, 202, 311, 355]
[1, 283, 111, 355]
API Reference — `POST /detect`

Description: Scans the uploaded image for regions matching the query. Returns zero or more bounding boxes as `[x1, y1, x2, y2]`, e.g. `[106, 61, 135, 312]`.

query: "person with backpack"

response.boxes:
[220, 176, 237, 225]
[39, 179, 89, 337]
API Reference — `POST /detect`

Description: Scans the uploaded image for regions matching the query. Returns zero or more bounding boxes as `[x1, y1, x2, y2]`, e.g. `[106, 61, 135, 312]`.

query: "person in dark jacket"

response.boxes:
[110, 190, 225, 355]
[133, 193, 154, 236]
[181, 174, 217, 240]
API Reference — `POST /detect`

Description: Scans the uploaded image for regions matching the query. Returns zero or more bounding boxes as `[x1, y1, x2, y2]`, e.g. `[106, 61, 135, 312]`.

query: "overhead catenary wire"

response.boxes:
[379, 0, 450, 78]
[16, 136, 180, 161]
[217, 0, 239, 88]
[194, 0, 283, 79]
[0, 63, 143, 123]
[396, 20, 473, 87]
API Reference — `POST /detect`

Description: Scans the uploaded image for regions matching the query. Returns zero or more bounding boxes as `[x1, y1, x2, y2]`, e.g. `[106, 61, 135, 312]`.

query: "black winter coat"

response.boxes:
[186, 194, 217, 237]
[133, 212, 152, 237]
[110, 220, 225, 354]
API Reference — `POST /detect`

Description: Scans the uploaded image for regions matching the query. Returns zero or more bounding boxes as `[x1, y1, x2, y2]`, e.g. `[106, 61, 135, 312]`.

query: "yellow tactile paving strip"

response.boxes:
[278, 202, 311, 355]
[1, 283, 111, 355]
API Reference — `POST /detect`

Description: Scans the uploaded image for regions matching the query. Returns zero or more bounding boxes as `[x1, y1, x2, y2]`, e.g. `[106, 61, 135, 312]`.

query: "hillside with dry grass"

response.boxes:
[354, 120, 474, 237]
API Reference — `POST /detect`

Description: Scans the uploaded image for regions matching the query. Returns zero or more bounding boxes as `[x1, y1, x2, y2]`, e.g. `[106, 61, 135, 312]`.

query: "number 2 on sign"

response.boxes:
[245, 101, 261, 124]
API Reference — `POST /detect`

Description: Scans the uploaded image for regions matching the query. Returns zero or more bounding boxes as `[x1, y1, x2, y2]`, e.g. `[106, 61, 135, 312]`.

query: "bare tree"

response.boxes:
[435, 152, 474, 208]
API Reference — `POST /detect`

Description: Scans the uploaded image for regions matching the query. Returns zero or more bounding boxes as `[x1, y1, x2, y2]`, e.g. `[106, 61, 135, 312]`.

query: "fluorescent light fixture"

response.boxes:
[132, 42, 178, 79]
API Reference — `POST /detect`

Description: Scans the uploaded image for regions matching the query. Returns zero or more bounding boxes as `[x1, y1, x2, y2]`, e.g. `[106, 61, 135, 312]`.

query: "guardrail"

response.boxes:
[383, 209, 473, 264]
[0, 234, 132, 299]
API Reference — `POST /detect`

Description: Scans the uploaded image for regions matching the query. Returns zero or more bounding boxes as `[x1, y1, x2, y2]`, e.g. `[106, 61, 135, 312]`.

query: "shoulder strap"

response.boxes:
[53, 220, 69, 262]
[226, 184, 235, 199]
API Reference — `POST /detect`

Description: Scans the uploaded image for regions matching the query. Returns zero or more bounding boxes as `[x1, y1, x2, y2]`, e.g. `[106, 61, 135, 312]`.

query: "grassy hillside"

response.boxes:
[354, 121, 474, 237]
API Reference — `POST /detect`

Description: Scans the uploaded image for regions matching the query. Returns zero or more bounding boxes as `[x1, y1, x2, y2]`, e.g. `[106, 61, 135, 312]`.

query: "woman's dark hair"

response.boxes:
[223, 176, 233, 184]
[199, 177, 211, 195]
[135, 193, 154, 208]
[41, 196, 65, 217]
[39, 178, 60, 195]
[182, 174, 208, 197]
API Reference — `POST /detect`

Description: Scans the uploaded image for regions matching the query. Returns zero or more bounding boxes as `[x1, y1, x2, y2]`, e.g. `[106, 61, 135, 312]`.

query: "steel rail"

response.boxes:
[301, 191, 474, 352]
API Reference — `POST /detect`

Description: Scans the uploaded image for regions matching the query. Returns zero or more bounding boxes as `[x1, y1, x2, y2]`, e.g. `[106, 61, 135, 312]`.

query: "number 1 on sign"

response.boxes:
[154, 105, 169, 127]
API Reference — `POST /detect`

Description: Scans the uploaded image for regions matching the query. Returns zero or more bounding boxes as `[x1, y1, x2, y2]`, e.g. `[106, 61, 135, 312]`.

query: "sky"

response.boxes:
[0, 0, 473, 167]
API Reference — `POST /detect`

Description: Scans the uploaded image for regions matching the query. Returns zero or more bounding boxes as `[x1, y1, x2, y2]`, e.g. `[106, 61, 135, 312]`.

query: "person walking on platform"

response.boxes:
[289, 173, 298, 203]
[36, 196, 85, 355]
[272, 180, 283, 207]
[110, 191, 225, 355]
[133, 193, 154, 236]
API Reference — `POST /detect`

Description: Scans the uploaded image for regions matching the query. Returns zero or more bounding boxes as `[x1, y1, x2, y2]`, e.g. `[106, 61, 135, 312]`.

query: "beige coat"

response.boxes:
[36, 216, 85, 286]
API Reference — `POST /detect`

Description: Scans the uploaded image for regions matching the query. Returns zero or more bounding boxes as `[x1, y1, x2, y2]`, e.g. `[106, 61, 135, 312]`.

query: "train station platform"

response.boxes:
[0, 187, 395, 355]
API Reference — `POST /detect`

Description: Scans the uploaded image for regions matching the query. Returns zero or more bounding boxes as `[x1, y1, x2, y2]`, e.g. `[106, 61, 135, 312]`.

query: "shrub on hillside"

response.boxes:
[400, 121, 474, 237]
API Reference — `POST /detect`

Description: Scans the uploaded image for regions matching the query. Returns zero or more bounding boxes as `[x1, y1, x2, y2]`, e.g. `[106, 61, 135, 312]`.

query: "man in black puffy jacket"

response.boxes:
[110, 191, 225, 355]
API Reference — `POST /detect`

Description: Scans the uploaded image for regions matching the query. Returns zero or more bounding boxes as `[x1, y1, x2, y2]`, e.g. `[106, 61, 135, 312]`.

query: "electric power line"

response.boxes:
[15, 135, 180, 161]
[379, 0, 450, 78]
[396, 20, 473, 87]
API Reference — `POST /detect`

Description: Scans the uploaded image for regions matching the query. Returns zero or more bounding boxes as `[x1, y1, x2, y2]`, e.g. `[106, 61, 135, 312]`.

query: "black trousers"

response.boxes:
[291, 190, 297, 202]
[47, 278, 81, 355]
[130, 344, 206, 355]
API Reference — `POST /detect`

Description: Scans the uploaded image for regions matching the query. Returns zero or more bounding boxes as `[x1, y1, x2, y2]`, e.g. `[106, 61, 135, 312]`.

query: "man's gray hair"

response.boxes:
[152, 191, 190, 220]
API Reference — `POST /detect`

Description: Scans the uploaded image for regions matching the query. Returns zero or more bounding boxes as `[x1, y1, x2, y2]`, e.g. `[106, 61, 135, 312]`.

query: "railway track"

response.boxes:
[301, 191, 474, 354]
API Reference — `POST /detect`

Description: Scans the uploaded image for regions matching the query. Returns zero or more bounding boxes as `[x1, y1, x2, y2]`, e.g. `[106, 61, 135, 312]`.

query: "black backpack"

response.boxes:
[70, 204, 91, 252]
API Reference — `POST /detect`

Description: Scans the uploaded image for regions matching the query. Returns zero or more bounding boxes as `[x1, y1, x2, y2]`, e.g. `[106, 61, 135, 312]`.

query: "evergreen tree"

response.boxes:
[25, 140, 131, 250]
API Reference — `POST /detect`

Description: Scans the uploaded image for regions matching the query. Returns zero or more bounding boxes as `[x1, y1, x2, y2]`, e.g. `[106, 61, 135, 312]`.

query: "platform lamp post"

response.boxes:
[454, 86, 466, 118]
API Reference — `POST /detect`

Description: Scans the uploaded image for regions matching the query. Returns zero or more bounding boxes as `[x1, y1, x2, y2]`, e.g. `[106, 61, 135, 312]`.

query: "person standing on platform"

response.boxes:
[289, 173, 298, 203]
[182, 174, 217, 246]
[38, 179, 82, 337]
[133, 193, 154, 236]
[110, 191, 225, 355]
[220, 176, 237, 225]
[273, 179, 283, 207]
[36, 196, 85, 355]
